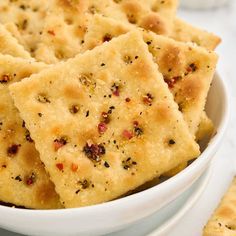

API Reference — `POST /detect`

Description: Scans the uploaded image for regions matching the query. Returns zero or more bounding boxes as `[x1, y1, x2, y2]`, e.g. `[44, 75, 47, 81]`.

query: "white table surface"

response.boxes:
[1, 2, 236, 236]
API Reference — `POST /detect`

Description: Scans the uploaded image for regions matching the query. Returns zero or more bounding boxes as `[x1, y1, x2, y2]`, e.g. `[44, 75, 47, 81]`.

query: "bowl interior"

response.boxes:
[0, 73, 229, 236]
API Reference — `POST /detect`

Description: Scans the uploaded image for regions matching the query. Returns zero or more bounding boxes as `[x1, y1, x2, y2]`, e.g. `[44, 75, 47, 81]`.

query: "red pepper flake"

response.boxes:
[125, 97, 131, 102]
[0, 74, 11, 83]
[122, 130, 133, 140]
[56, 163, 64, 171]
[133, 121, 139, 127]
[98, 122, 107, 134]
[111, 83, 120, 96]
[143, 93, 153, 106]
[164, 76, 181, 89]
[47, 30, 55, 36]
[71, 163, 78, 172]
[83, 143, 106, 162]
[53, 137, 68, 151]
[25, 173, 36, 185]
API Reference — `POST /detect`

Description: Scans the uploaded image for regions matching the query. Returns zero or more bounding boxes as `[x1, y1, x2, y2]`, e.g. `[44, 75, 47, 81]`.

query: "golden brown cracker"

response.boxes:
[0, 54, 61, 209]
[10, 31, 199, 208]
[82, 15, 218, 135]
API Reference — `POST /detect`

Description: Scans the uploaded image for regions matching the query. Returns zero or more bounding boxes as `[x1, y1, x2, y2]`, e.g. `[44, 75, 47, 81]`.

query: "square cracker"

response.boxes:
[82, 15, 218, 135]
[0, 54, 61, 209]
[10, 31, 200, 208]
[203, 177, 236, 236]
[171, 18, 221, 51]
[33, 0, 178, 63]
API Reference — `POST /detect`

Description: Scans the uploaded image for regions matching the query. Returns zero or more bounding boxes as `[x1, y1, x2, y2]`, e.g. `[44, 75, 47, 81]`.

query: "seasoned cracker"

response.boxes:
[34, 0, 178, 63]
[0, 54, 61, 209]
[114, 0, 178, 35]
[10, 31, 200, 208]
[171, 18, 221, 51]
[0, 0, 50, 53]
[82, 15, 218, 135]
[203, 177, 236, 236]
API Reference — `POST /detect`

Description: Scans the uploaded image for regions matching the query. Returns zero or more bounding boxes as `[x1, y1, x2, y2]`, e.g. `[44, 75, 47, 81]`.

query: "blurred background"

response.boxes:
[171, 0, 236, 235]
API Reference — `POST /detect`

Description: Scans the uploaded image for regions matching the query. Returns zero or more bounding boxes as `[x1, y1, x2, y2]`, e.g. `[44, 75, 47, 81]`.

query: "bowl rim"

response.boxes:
[0, 72, 229, 215]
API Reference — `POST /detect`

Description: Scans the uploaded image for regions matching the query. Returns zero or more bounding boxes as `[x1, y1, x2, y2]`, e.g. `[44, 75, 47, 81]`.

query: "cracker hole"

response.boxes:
[55, 50, 66, 60]
[78, 73, 96, 89]
[123, 55, 133, 64]
[225, 224, 236, 231]
[88, 5, 99, 14]
[103, 33, 113, 42]
[126, 14, 137, 24]
[69, 104, 80, 114]
[65, 18, 74, 25]
[36, 93, 50, 103]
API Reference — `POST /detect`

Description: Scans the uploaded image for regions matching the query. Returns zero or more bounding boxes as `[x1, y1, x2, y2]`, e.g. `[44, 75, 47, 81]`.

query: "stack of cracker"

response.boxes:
[0, 0, 219, 209]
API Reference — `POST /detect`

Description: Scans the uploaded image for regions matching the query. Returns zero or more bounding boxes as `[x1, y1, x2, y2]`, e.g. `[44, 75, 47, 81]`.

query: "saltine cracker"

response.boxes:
[10, 31, 200, 208]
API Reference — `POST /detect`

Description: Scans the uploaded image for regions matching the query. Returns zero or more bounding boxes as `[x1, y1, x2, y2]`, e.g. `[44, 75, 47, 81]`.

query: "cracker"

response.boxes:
[0, 0, 50, 54]
[10, 31, 200, 208]
[164, 112, 214, 177]
[113, 0, 178, 35]
[0, 54, 61, 209]
[171, 18, 221, 51]
[0, 23, 31, 59]
[34, 0, 178, 63]
[82, 15, 218, 135]
[196, 111, 214, 142]
[203, 177, 236, 236]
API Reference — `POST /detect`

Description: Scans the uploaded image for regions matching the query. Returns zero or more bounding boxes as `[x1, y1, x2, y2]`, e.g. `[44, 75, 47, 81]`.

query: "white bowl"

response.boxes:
[0, 73, 229, 236]
[180, 0, 231, 9]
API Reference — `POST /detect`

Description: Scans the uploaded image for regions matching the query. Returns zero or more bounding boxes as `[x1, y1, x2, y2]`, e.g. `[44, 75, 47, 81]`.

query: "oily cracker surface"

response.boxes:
[171, 18, 221, 51]
[203, 177, 236, 236]
[10, 31, 199, 208]
[0, 54, 61, 209]
[82, 15, 218, 135]
[34, 0, 178, 64]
